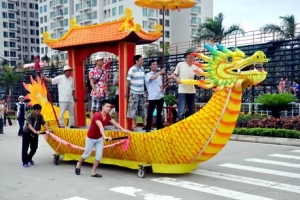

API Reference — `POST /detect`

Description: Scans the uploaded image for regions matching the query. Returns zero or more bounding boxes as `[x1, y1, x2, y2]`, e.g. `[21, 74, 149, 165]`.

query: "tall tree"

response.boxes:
[0, 65, 22, 108]
[196, 13, 245, 44]
[261, 15, 299, 40]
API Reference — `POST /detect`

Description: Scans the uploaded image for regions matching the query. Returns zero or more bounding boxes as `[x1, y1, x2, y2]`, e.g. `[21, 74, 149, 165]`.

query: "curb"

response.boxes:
[230, 134, 300, 146]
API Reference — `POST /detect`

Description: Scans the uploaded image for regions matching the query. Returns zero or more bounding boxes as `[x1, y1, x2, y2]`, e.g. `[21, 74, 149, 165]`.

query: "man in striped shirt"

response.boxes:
[125, 55, 146, 131]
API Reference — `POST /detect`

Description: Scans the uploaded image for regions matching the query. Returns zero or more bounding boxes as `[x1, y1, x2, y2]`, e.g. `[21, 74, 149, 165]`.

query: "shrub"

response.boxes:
[255, 93, 298, 118]
[233, 128, 300, 139]
[164, 94, 176, 106]
[86, 112, 90, 118]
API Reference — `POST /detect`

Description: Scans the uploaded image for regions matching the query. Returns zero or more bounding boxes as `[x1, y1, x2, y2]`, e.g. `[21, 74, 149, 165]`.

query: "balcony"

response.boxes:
[148, 13, 158, 20]
[9, 36, 18, 41]
[190, 20, 198, 27]
[52, 11, 64, 19]
[51, 0, 64, 9]
[8, 16, 18, 22]
[77, 3, 92, 12]
[52, 24, 64, 30]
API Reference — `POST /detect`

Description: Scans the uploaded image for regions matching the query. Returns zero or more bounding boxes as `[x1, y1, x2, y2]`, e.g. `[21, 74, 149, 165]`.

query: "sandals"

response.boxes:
[130, 127, 138, 132]
[91, 173, 102, 178]
[75, 162, 80, 175]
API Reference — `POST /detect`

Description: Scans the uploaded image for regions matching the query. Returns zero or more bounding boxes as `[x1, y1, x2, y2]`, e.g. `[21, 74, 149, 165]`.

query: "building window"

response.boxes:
[9, 32, 16, 38]
[29, 3, 34, 9]
[191, 6, 201, 14]
[142, 8, 147, 17]
[10, 42, 16, 47]
[8, 3, 14, 9]
[3, 22, 8, 28]
[8, 13, 15, 19]
[63, 19, 68, 26]
[4, 41, 9, 47]
[165, 31, 170, 38]
[44, 16, 47, 23]
[191, 28, 197, 36]
[92, 0, 97, 6]
[160, 10, 169, 16]
[143, 21, 147, 29]
[3, 32, 8, 38]
[4, 51, 9, 57]
[119, 6, 123, 15]
[40, 17, 43, 23]
[92, 11, 97, 19]
[2, 2, 7, 9]
[9, 23, 15, 29]
[2, 12, 7, 19]
[165, 20, 170, 27]
[191, 17, 200, 24]
[43, 5, 47, 12]
[39, 7, 43, 13]
[112, 7, 117, 17]
[63, 8, 68, 15]
[10, 51, 16, 57]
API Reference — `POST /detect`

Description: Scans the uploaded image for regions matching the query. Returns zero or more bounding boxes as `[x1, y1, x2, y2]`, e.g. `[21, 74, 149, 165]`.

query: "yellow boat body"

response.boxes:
[24, 44, 268, 174]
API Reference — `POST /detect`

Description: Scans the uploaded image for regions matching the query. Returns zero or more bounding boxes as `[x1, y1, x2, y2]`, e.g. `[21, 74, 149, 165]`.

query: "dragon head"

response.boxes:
[188, 43, 268, 91]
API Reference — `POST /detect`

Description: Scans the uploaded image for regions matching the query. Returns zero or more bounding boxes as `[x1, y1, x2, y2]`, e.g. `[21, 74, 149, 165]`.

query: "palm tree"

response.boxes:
[0, 65, 22, 109]
[196, 13, 245, 44]
[261, 15, 299, 40]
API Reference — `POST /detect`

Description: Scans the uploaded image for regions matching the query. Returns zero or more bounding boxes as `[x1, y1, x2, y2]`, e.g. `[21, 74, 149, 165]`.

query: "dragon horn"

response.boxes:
[233, 47, 245, 57]
[204, 43, 222, 57]
[216, 43, 232, 53]
[193, 62, 202, 68]
[191, 53, 201, 58]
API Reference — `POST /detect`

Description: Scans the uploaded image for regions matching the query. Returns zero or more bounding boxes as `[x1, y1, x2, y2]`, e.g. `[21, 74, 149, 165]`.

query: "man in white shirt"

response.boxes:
[42, 65, 77, 128]
[144, 60, 165, 132]
[170, 49, 202, 121]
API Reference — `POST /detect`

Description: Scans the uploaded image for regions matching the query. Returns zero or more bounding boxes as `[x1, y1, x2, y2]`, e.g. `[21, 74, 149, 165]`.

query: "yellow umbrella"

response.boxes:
[135, 0, 197, 10]
[135, 0, 197, 85]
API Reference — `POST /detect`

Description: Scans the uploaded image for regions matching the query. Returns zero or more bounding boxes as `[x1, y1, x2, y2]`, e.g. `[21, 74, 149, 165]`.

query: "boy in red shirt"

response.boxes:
[75, 100, 130, 177]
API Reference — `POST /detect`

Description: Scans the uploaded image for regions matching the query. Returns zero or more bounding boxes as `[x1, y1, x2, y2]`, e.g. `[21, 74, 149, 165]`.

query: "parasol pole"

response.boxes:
[162, 6, 166, 87]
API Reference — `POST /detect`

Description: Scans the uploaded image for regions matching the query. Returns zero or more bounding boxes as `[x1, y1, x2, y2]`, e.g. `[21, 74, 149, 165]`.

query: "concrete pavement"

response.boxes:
[0, 121, 299, 200]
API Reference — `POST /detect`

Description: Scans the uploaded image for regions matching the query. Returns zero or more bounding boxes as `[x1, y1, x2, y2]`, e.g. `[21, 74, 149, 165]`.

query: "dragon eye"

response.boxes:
[227, 57, 233, 62]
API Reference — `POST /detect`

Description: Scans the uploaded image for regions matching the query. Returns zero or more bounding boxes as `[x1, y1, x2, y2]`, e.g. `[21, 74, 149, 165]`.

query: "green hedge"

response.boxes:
[233, 128, 300, 139]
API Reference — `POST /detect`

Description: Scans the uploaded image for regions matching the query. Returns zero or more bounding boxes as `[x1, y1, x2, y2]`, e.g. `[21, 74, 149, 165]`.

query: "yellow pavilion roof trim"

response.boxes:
[42, 8, 162, 49]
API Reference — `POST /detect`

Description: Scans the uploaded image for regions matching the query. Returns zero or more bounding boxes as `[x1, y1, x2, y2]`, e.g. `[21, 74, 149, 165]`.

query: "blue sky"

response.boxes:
[213, 0, 300, 32]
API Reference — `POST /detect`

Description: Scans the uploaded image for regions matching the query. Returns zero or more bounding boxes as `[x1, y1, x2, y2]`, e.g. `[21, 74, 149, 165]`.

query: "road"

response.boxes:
[0, 123, 299, 200]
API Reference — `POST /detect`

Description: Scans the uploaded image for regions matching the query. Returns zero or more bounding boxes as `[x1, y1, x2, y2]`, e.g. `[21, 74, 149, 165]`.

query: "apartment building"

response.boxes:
[0, 0, 40, 67]
[39, 0, 212, 62]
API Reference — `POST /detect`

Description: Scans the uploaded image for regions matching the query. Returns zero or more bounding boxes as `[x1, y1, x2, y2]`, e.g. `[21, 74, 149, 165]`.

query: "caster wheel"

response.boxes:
[53, 156, 59, 165]
[138, 168, 146, 178]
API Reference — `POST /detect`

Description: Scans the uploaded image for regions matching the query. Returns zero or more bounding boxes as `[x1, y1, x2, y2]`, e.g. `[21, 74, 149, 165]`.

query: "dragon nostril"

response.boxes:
[257, 55, 259, 59]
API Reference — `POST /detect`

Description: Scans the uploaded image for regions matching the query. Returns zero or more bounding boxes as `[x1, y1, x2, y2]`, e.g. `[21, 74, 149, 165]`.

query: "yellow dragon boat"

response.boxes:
[23, 44, 268, 177]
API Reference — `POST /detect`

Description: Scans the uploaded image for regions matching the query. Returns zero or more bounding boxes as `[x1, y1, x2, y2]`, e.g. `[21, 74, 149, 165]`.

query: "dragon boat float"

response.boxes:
[23, 42, 268, 177]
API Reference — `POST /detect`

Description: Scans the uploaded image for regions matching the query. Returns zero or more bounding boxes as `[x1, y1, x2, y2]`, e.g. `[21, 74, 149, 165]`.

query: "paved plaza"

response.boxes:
[0, 121, 299, 200]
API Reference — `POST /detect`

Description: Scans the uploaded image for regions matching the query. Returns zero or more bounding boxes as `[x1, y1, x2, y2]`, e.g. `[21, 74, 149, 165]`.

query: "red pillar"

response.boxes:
[68, 49, 86, 127]
[118, 42, 135, 129]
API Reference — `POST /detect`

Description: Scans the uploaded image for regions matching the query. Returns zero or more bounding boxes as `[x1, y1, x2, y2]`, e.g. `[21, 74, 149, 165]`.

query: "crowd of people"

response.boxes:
[278, 77, 300, 96]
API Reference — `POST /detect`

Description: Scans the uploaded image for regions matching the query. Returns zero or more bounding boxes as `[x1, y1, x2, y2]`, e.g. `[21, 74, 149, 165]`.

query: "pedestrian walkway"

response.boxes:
[110, 147, 300, 200]
[1, 121, 300, 200]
